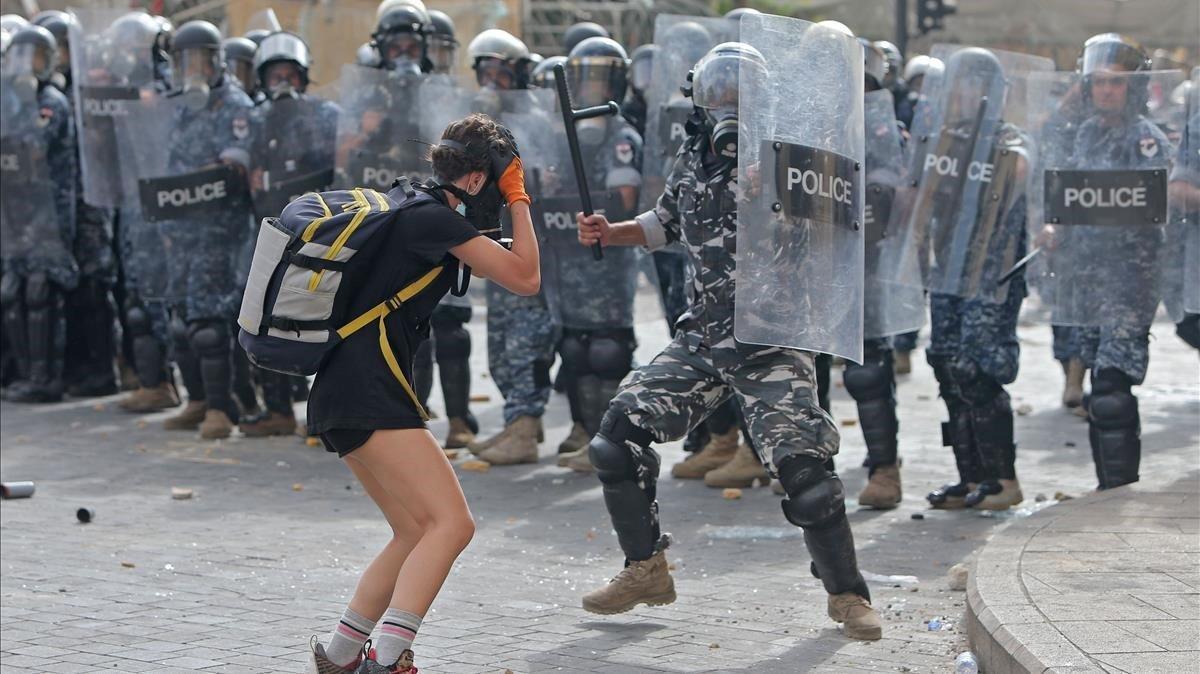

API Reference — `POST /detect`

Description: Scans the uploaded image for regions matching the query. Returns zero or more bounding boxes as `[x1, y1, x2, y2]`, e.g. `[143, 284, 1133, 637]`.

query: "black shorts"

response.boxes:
[320, 429, 375, 458]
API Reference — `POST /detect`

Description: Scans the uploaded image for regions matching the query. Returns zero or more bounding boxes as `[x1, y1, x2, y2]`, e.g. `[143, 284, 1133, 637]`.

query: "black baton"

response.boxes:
[552, 62, 619, 261]
[997, 246, 1041, 286]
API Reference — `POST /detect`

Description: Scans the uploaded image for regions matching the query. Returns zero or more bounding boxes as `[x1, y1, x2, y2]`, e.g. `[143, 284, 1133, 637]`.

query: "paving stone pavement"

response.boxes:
[967, 470, 1200, 674]
[2, 299, 1197, 673]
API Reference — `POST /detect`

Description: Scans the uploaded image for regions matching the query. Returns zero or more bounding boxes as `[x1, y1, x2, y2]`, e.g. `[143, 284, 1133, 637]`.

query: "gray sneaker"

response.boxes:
[308, 636, 360, 674]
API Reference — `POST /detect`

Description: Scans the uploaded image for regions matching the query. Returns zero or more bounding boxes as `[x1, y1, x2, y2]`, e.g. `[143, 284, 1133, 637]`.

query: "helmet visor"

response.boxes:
[172, 46, 219, 88]
[257, 33, 309, 71]
[565, 57, 625, 106]
[428, 40, 456, 73]
[691, 52, 742, 110]
[630, 54, 653, 92]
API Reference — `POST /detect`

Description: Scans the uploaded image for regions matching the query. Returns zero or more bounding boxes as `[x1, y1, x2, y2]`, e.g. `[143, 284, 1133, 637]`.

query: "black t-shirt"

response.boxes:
[307, 187, 480, 434]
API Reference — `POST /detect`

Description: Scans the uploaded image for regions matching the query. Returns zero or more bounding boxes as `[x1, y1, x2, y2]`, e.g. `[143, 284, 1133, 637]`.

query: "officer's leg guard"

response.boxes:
[1176, 314, 1200, 352]
[70, 278, 118, 395]
[170, 313, 204, 404]
[1088, 368, 1140, 490]
[0, 272, 30, 383]
[950, 359, 1020, 509]
[125, 304, 165, 388]
[842, 352, 899, 469]
[23, 273, 66, 399]
[260, 370, 295, 416]
[559, 330, 587, 422]
[187, 319, 234, 419]
[433, 316, 472, 422]
[580, 331, 634, 437]
[778, 456, 870, 601]
[926, 355, 979, 508]
[413, 338, 434, 410]
[590, 410, 664, 563]
[231, 343, 260, 417]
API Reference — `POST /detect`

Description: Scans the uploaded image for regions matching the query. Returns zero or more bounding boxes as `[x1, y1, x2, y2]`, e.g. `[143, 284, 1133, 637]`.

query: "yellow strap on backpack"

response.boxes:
[334, 265, 445, 420]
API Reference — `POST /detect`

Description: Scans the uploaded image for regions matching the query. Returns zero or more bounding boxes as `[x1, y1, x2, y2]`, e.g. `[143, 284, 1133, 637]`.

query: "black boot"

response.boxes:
[963, 389, 1022, 510]
[926, 356, 978, 508]
[11, 276, 66, 403]
[1089, 368, 1141, 490]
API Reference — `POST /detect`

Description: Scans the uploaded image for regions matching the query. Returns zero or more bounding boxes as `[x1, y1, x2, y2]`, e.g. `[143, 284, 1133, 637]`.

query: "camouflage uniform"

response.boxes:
[590, 132, 875, 606]
[0, 81, 79, 400]
[486, 282, 556, 424]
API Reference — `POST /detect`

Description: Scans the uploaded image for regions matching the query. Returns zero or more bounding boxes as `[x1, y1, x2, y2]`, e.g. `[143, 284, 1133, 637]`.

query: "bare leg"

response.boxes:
[348, 428, 475, 617]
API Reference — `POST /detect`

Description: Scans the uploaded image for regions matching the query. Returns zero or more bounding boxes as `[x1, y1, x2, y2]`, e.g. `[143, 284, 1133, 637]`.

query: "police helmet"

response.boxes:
[530, 54, 566, 88]
[426, 9, 457, 74]
[860, 38, 887, 91]
[31, 10, 73, 74]
[566, 36, 628, 106]
[376, 0, 427, 21]
[6, 24, 59, 83]
[469, 29, 530, 89]
[172, 20, 224, 89]
[903, 54, 936, 82]
[243, 29, 270, 46]
[1079, 34, 1152, 114]
[0, 14, 28, 36]
[689, 42, 766, 112]
[373, 3, 430, 73]
[628, 44, 657, 96]
[941, 47, 1005, 124]
[102, 12, 167, 86]
[255, 31, 312, 93]
[223, 36, 257, 91]
[563, 22, 608, 54]
[876, 40, 902, 80]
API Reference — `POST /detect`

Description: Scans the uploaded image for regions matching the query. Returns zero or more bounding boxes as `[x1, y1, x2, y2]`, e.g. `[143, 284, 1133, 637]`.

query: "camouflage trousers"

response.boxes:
[927, 284, 1024, 386]
[487, 300, 556, 425]
[609, 335, 840, 471]
[1075, 325, 1151, 384]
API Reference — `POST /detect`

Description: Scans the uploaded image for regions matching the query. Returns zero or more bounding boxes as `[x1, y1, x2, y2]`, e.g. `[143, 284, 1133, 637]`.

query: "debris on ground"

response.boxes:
[170, 487, 193, 500]
[947, 563, 969, 591]
[722, 488, 742, 500]
[120, 561, 135, 568]
[305, 437, 321, 447]
[1055, 491, 1074, 501]
[444, 449, 461, 460]
[840, 419, 857, 426]
[469, 394, 491, 402]
[1015, 403, 1033, 416]
[911, 512, 925, 520]
[0, 482, 35, 499]
[461, 460, 491, 472]
[76, 508, 94, 524]
[292, 483, 304, 492]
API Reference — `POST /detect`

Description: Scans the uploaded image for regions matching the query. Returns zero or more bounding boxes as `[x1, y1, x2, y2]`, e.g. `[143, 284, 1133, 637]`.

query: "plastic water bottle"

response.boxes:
[954, 651, 979, 674]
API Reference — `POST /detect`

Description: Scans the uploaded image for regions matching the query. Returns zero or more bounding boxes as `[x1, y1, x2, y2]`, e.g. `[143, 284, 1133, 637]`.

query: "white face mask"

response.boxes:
[455, 201, 468, 216]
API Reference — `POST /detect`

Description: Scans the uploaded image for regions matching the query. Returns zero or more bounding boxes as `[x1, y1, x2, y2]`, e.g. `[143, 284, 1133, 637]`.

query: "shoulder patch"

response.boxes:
[38, 106, 54, 127]
[614, 141, 634, 165]
[1138, 136, 1159, 158]
[232, 115, 250, 140]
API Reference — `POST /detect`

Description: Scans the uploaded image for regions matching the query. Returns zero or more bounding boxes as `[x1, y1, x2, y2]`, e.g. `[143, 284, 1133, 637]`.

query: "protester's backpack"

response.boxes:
[237, 179, 444, 418]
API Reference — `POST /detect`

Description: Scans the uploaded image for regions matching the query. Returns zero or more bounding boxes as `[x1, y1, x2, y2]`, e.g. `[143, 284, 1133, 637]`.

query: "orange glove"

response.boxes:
[497, 155, 531, 207]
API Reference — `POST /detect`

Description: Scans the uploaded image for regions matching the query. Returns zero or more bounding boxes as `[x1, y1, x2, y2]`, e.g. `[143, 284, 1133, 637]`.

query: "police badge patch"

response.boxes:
[615, 141, 634, 165]
[232, 116, 249, 140]
[1138, 136, 1159, 158]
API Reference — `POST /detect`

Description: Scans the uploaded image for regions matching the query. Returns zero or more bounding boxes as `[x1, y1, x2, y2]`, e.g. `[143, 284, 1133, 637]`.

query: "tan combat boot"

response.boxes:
[163, 400, 207, 430]
[199, 409, 234, 440]
[564, 446, 595, 473]
[973, 479, 1024, 511]
[1062, 358, 1085, 409]
[858, 464, 902, 509]
[476, 416, 539, 465]
[467, 424, 511, 456]
[893, 350, 912, 375]
[119, 384, 179, 413]
[557, 422, 590, 455]
[444, 417, 475, 449]
[239, 411, 296, 438]
[582, 549, 677, 615]
[670, 428, 739, 479]
[828, 592, 883, 640]
[704, 443, 769, 488]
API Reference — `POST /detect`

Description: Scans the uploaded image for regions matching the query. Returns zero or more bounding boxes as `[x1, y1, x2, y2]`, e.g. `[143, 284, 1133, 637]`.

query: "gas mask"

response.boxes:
[267, 79, 299, 101]
[172, 48, 220, 111]
[703, 106, 739, 160]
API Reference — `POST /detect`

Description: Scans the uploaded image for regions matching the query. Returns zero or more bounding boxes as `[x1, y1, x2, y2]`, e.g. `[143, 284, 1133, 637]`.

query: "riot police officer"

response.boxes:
[425, 9, 457, 76]
[223, 36, 259, 100]
[1, 24, 79, 403]
[623, 44, 655, 138]
[574, 37, 881, 639]
[34, 10, 122, 397]
[464, 28, 556, 464]
[373, 2, 431, 74]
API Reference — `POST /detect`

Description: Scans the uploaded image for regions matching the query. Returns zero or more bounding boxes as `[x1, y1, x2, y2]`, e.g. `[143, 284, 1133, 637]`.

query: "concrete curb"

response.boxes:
[964, 492, 1125, 674]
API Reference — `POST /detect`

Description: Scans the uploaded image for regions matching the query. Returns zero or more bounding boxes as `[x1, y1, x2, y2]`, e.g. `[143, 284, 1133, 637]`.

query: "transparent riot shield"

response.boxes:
[640, 15, 730, 213]
[1163, 67, 1199, 319]
[0, 81, 67, 271]
[334, 64, 427, 190]
[1026, 69, 1183, 328]
[250, 95, 339, 218]
[113, 93, 253, 311]
[863, 89, 925, 339]
[734, 14, 865, 362]
[417, 75, 472, 159]
[69, 8, 158, 209]
[503, 88, 646, 330]
[894, 45, 1053, 303]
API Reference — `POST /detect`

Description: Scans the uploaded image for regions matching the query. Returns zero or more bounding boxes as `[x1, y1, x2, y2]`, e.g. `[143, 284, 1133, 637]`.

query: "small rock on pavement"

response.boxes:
[292, 483, 304, 492]
[722, 488, 742, 500]
[911, 512, 925, 520]
[120, 561, 135, 568]
[461, 459, 490, 472]
[840, 418, 857, 426]
[709, 643, 720, 649]
[1015, 403, 1033, 415]
[1055, 491, 1074, 501]
[305, 436, 321, 447]
[947, 563, 969, 591]
[1035, 493, 1047, 502]
[170, 487, 193, 500]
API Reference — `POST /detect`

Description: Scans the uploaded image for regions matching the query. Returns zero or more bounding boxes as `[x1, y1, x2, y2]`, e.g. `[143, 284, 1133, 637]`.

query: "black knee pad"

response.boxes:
[431, 303, 472, 327]
[590, 410, 659, 481]
[168, 313, 190, 346]
[1177, 314, 1200, 351]
[778, 455, 845, 529]
[24, 273, 51, 309]
[589, 434, 639, 484]
[188, 320, 231, 359]
[950, 358, 1001, 406]
[0, 272, 22, 305]
[433, 324, 470, 361]
[587, 334, 634, 380]
[124, 305, 152, 337]
[1090, 368, 1138, 430]
[559, 331, 588, 375]
[842, 360, 893, 403]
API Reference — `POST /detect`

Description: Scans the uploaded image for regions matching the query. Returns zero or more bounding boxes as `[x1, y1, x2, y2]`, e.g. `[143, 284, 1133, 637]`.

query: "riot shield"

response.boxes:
[640, 15, 730, 213]
[1026, 69, 1182, 328]
[864, 89, 925, 339]
[895, 45, 1053, 303]
[417, 75, 472, 156]
[113, 92, 253, 310]
[334, 64, 427, 190]
[0, 74, 67, 271]
[69, 8, 157, 209]
[503, 88, 645, 330]
[734, 14, 865, 362]
[250, 95, 338, 218]
[1163, 67, 1199, 319]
